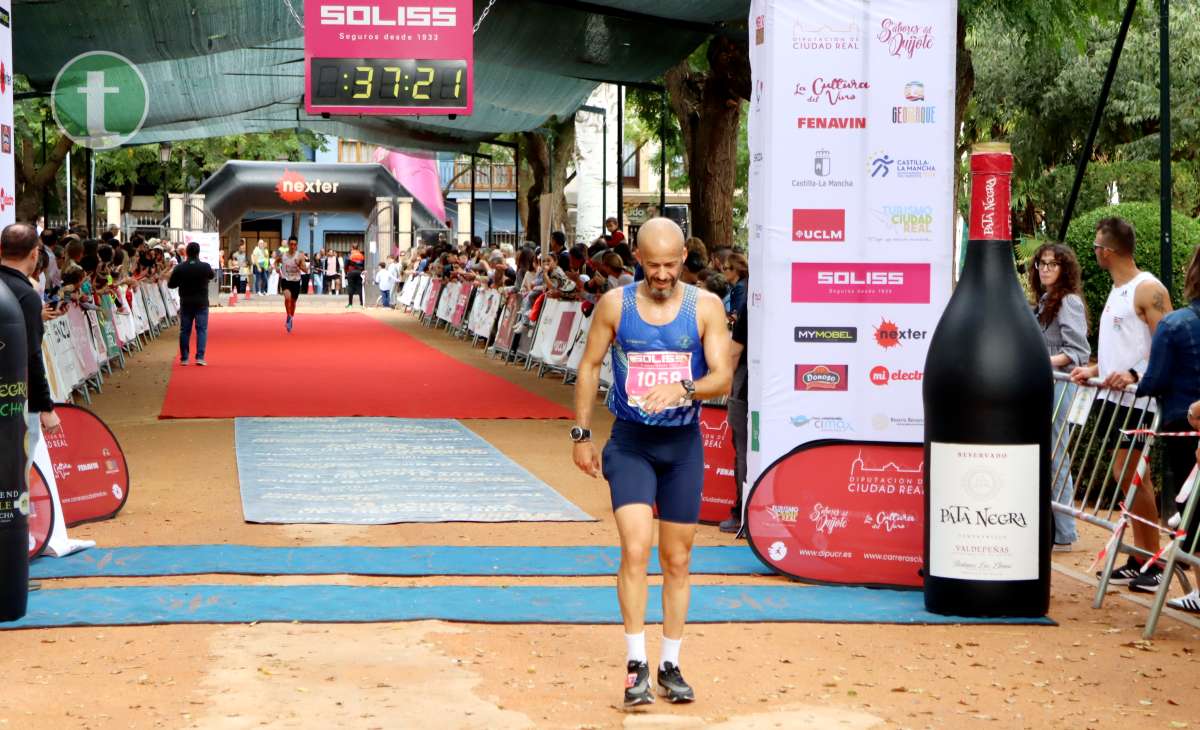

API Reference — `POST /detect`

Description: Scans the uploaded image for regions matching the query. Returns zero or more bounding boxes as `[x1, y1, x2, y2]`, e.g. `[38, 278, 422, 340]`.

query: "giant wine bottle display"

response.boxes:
[923, 143, 1052, 617]
[0, 278, 29, 622]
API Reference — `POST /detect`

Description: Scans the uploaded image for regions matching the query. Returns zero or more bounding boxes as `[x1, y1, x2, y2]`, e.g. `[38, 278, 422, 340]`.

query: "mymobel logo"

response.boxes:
[51, 52, 148, 150]
[795, 326, 857, 343]
[319, 5, 458, 27]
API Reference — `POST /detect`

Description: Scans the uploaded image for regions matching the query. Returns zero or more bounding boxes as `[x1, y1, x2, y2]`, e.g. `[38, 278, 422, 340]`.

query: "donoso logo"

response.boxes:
[795, 364, 849, 391]
[792, 263, 930, 304]
[792, 209, 845, 242]
[319, 5, 458, 27]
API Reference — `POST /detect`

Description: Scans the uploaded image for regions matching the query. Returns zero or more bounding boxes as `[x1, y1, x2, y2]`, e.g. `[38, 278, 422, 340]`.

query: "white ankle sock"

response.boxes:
[625, 632, 647, 664]
[659, 636, 682, 670]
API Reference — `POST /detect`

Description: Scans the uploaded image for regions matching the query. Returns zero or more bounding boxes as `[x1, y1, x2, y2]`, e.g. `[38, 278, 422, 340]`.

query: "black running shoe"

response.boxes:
[656, 662, 695, 703]
[1101, 555, 1145, 585]
[623, 660, 654, 708]
[1129, 563, 1166, 593]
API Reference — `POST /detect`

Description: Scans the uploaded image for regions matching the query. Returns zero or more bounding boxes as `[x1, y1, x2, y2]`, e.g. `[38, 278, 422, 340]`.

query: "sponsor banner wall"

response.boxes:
[747, 0, 955, 483]
[0, 5, 12, 228]
[747, 0, 954, 585]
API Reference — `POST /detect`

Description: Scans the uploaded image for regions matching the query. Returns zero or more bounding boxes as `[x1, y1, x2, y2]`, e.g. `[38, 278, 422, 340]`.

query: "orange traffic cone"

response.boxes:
[244, 284, 252, 300]
[228, 289, 238, 306]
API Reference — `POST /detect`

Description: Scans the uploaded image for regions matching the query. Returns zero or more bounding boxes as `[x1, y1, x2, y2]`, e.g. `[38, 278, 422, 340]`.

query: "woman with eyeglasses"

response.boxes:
[722, 253, 748, 319]
[1029, 242, 1090, 552]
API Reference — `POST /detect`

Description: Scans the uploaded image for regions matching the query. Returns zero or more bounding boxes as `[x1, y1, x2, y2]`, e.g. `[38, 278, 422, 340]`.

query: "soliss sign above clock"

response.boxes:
[304, 0, 474, 116]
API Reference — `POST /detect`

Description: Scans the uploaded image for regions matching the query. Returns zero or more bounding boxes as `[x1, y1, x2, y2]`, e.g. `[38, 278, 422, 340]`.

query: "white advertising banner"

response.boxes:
[0, 5, 13, 228]
[747, 0, 956, 485]
[183, 230, 221, 270]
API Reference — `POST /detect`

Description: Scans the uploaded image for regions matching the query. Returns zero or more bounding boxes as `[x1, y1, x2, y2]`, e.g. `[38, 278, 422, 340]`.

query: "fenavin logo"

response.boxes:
[51, 52, 149, 150]
[319, 5, 458, 27]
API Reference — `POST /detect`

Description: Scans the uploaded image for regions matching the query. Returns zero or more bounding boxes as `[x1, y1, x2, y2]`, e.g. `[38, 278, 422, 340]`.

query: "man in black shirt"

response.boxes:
[0, 223, 60, 437]
[167, 241, 215, 366]
[720, 301, 749, 535]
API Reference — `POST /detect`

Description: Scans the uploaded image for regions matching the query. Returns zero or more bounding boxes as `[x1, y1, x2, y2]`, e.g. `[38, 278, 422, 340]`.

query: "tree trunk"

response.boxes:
[953, 12, 975, 219]
[665, 36, 749, 247]
[15, 135, 72, 224]
[519, 114, 576, 247]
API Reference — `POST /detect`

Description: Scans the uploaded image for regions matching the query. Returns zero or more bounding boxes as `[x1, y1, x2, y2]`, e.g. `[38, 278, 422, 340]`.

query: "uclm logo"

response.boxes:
[792, 263, 930, 304]
[794, 364, 849, 392]
[319, 4, 458, 27]
[792, 209, 845, 242]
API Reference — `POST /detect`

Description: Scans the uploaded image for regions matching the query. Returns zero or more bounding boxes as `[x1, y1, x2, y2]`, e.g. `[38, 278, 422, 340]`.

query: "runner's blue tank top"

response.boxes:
[607, 283, 707, 426]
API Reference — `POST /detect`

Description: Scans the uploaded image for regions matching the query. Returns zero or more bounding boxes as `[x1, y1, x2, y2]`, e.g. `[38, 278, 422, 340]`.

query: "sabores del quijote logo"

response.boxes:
[876, 18, 934, 59]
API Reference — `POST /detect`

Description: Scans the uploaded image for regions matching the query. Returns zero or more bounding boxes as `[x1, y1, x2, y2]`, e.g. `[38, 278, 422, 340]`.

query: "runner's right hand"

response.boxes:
[573, 441, 601, 479]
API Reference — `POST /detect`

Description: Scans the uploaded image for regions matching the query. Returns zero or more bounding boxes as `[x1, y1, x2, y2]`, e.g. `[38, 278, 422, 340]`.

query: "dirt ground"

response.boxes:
[4, 298, 1200, 730]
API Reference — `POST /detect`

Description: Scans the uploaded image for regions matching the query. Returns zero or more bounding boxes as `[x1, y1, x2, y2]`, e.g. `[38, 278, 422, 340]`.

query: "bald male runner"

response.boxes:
[571, 218, 732, 707]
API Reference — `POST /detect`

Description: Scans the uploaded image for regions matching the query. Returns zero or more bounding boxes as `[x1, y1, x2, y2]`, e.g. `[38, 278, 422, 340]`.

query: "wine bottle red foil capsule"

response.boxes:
[967, 143, 1013, 242]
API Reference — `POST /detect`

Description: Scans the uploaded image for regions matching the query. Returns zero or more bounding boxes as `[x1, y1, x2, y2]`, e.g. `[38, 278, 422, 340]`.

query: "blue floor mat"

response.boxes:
[3, 584, 1056, 629]
[30, 545, 769, 579]
[235, 418, 593, 523]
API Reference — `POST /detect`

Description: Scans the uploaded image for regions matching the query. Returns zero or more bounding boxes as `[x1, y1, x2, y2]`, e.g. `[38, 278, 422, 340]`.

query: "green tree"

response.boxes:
[963, 2, 1198, 234]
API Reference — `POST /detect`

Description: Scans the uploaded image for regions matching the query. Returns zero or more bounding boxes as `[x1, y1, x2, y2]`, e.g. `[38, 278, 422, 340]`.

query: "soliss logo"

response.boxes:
[319, 5, 457, 27]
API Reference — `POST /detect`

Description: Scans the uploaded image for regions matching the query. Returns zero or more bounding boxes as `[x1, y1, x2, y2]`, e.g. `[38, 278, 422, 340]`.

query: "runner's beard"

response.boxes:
[647, 276, 678, 301]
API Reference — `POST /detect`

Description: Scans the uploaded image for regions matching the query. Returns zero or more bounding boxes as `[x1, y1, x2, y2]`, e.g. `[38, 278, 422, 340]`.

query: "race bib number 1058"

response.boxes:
[626, 351, 692, 410]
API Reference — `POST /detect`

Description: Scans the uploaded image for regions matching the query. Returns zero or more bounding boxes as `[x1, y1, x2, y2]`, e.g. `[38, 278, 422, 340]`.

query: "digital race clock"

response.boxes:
[304, 0, 474, 116]
[310, 58, 467, 107]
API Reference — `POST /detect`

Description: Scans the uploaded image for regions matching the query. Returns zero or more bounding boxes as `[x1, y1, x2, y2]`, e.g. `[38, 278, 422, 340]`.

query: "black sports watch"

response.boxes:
[680, 379, 696, 400]
[570, 426, 592, 443]
[1128, 368, 1140, 383]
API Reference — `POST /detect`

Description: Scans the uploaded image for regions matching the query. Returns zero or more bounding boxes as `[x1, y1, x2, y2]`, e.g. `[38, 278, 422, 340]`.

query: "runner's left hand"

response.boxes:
[640, 383, 687, 415]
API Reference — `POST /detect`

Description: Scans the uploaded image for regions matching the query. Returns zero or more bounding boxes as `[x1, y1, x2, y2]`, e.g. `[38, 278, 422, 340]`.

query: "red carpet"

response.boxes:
[159, 313, 573, 420]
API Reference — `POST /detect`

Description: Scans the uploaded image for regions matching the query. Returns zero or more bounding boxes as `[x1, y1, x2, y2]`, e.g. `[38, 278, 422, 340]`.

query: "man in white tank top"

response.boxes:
[1070, 216, 1173, 591]
[274, 235, 308, 333]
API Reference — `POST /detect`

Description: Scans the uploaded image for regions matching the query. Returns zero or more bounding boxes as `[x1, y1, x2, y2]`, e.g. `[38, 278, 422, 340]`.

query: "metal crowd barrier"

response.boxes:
[1048, 371, 1200, 636]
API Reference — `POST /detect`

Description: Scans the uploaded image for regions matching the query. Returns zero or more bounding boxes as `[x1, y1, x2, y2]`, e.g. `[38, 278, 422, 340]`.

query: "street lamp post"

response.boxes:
[159, 142, 172, 230]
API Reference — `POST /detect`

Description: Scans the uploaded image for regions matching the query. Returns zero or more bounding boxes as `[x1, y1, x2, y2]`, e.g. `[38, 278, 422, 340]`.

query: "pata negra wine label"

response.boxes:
[929, 442, 1038, 581]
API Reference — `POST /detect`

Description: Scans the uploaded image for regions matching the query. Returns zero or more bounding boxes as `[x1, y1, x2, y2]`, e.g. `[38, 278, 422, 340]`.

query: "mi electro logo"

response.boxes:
[319, 5, 458, 26]
[792, 209, 845, 242]
[795, 326, 857, 343]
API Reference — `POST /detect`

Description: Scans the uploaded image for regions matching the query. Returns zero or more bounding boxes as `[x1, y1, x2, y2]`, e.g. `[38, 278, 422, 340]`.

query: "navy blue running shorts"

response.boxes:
[601, 419, 704, 524]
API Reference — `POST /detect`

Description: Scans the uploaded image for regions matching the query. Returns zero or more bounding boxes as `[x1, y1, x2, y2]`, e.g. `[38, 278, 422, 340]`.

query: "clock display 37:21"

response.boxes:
[310, 58, 468, 107]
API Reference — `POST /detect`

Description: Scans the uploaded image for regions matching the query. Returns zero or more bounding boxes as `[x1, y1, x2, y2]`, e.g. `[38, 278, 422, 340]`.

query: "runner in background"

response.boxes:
[571, 218, 731, 708]
[275, 235, 307, 333]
